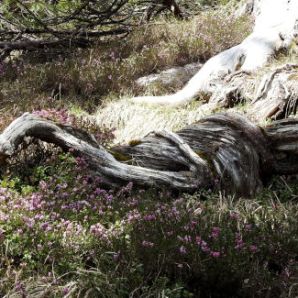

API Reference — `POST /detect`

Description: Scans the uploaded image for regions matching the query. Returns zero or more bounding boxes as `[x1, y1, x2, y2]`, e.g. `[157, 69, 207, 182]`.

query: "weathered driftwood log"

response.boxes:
[198, 63, 298, 122]
[0, 113, 298, 196]
[132, 0, 298, 109]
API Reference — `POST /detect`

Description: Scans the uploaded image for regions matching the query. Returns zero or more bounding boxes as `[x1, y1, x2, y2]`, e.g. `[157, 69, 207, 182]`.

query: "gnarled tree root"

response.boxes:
[1, 113, 298, 197]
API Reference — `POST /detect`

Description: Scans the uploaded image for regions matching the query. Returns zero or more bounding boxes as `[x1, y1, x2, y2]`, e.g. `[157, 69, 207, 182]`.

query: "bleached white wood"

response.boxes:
[132, 0, 298, 106]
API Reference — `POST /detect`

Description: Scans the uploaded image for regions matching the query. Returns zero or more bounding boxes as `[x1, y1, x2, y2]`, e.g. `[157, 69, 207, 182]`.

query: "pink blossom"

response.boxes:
[249, 245, 258, 253]
[211, 227, 220, 239]
[210, 251, 220, 258]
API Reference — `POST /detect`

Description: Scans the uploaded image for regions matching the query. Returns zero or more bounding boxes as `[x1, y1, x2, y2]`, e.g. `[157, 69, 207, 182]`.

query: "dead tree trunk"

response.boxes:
[1, 113, 298, 197]
[132, 0, 298, 118]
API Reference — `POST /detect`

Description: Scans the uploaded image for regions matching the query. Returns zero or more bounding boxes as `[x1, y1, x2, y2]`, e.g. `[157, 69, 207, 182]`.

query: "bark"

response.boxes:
[0, 29, 129, 51]
[198, 63, 298, 122]
[146, 0, 184, 20]
[1, 113, 298, 197]
[0, 0, 135, 59]
[132, 0, 298, 112]
[162, 0, 184, 18]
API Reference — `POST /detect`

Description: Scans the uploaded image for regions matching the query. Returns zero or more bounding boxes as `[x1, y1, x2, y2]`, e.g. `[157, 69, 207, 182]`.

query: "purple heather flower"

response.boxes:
[90, 223, 109, 241]
[63, 287, 69, 295]
[210, 251, 221, 258]
[143, 214, 156, 221]
[23, 217, 35, 229]
[211, 227, 220, 239]
[200, 240, 210, 253]
[179, 246, 187, 254]
[235, 233, 244, 250]
[17, 228, 23, 235]
[230, 212, 240, 220]
[15, 282, 25, 293]
[249, 245, 258, 253]
[41, 222, 50, 231]
[177, 235, 191, 243]
[0, 212, 8, 221]
[184, 235, 191, 243]
[39, 180, 48, 190]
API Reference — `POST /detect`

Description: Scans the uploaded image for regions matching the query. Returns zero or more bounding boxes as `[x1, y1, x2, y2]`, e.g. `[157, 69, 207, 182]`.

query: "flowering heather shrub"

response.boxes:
[0, 5, 296, 297]
[33, 108, 115, 146]
[0, 146, 297, 297]
[0, 11, 252, 111]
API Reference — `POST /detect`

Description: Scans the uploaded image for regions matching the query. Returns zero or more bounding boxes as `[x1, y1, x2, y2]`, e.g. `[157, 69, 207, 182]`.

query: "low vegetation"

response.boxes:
[0, 3, 297, 297]
[0, 10, 251, 116]
[0, 140, 297, 297]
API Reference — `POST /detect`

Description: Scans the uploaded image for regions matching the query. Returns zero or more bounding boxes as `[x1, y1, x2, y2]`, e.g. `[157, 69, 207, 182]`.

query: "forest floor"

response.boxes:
[0, 7, 297, 298]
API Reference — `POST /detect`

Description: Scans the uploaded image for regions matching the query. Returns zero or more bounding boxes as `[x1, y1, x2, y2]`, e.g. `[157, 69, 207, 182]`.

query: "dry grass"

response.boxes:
[95, 98, 220, 144]
[0, 8, 252, 142]
[0, 10, 251, 119]
[90, 10, 252, 143]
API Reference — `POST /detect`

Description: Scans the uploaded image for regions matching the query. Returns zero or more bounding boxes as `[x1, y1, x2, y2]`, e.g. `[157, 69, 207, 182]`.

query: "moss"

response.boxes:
[128, 140, 142, 147]
[195, 150, 217, 178]
[110, 150, 132, 162]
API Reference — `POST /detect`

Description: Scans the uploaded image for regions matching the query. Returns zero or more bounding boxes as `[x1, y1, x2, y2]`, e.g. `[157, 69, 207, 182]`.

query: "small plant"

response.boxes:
[0, 151, 297, 297]
[0, 10, 251, 117]
[0, 5, 296, 297]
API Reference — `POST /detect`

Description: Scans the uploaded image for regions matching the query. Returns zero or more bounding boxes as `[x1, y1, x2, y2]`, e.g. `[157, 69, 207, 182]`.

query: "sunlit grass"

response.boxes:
[0, 10, 251, 118]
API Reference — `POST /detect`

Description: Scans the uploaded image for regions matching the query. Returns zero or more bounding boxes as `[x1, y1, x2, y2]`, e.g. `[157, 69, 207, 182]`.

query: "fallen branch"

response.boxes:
[0, 113, 210, 191]
[253, 64, 298, 104]
[132, 0, 298, 111]
[0, 29, 129, 52]
[1, 113, 298, 196]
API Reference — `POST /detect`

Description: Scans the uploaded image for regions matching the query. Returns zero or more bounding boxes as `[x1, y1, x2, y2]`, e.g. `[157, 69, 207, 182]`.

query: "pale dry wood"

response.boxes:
[253, 64, 298, 104]
[131, 0, 298, 107]
[0, 113, 211, 191]
[247, 64, 298, 121]
[154, 129, 209, 173]
[1, 112, 298, 196]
